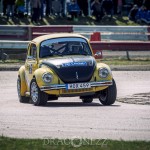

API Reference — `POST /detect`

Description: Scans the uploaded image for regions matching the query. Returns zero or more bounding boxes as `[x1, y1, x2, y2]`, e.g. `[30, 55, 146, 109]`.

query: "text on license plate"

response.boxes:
[67, 83, 91, 90]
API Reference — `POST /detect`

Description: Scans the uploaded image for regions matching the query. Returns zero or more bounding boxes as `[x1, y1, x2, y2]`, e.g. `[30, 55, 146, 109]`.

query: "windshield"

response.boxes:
[40, 37, 92, 58]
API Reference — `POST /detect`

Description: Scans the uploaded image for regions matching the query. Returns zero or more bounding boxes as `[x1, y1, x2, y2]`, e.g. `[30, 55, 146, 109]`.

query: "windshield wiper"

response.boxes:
[41, 54, 53, 58]
[79, 52, 89, 56]
[51, 53, 64, 57]
[55, 54, 63, 56]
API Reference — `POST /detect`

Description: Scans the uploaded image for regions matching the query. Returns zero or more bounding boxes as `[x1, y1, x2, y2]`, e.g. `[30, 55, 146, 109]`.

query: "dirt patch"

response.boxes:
[117, 93, 150, 105]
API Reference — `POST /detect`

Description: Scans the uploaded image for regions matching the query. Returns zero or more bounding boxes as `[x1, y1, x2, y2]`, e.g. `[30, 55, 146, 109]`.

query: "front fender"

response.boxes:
[18, 65, 27, 96]
[33, 67, 60, 88]
[94, 63, 113, 81]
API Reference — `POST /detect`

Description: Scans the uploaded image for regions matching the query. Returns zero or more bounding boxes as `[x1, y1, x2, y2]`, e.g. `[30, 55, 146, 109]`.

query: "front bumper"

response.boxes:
[40, 80, 112, 91]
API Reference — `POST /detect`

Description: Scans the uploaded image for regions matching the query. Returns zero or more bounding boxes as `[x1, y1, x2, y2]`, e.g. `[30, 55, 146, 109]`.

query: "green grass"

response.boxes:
[101, 58, 150, 66]
[0, 136, 150, 150]
[1, 58, 150, 66]
[0, 15, 142, 26]
[0, 59, 24, 64]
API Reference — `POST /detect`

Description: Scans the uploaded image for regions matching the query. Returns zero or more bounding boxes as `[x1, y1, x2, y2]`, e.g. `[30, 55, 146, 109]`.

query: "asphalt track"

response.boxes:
[0, 71, 150, 141]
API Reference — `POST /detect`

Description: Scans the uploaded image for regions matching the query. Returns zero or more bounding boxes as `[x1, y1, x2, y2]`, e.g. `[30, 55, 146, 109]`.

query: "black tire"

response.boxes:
[82, 98, 93, 103]
[30, 79, 48, 106]
[17, 76, 29, 103]
[99, 79, 117, 105]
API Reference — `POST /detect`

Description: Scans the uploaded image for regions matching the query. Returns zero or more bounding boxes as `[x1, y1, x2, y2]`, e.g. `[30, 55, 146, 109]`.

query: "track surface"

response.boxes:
[0, 71, 150, 141]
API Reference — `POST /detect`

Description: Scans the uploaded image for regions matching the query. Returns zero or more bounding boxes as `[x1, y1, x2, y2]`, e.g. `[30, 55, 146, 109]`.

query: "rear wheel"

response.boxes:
[99, 79, 117, 105]
[17, 76, 29, 103]
[82, 98, 93, 103]
[30, 79, 48, 106]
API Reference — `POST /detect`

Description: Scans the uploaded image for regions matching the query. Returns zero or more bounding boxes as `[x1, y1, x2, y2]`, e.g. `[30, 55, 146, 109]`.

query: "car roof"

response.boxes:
[32, 33, 89, 43]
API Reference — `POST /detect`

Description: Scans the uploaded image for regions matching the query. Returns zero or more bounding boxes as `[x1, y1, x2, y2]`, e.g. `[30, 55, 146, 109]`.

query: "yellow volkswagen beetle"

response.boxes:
[17, 33, 117, 106]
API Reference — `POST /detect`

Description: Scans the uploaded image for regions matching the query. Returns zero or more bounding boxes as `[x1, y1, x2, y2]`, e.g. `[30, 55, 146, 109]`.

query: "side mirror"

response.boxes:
[94, 51, 102, 59]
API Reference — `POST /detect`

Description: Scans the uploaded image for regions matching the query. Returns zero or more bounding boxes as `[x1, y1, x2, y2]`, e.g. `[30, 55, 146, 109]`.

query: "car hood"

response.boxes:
[41, 55, 96, 83]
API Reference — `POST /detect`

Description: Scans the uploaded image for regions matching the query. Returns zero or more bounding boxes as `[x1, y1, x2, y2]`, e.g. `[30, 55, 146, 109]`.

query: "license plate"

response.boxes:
[67, 83, 91, 90]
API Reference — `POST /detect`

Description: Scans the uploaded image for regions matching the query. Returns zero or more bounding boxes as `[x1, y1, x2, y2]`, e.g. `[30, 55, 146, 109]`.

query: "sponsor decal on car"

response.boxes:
[62, 62, 87, 67]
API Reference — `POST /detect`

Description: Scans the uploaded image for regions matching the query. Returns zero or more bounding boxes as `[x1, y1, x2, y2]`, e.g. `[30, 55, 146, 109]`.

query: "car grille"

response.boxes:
[62, 88, 93, 94]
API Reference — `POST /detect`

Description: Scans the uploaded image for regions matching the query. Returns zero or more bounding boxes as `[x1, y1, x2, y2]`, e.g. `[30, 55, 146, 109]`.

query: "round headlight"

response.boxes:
[42, 73, 53, 83]
[99, 68, 109, 78]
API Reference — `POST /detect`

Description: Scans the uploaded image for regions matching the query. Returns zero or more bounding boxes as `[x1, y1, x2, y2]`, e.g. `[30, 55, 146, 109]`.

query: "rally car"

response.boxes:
[17, 33, 117, 106]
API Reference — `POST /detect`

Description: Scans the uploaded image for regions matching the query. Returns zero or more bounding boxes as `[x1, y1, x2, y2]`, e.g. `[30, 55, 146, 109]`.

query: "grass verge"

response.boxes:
[0, 136, 150, 150]
[1, 58, 150, 66]
[101, 58, 150, 66]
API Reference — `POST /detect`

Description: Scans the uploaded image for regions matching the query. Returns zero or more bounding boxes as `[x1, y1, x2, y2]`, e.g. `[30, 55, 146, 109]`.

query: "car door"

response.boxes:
[25, 43, 38, 90]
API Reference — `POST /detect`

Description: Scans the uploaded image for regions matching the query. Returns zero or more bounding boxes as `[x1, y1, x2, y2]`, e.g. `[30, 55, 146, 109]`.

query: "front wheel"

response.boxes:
[30, 79, 48, 106]
[99, 79, 117, 105]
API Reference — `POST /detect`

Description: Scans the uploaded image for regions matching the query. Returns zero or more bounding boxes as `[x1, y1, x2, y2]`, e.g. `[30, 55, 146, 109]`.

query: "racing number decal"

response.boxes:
[29, 64, 32, 74]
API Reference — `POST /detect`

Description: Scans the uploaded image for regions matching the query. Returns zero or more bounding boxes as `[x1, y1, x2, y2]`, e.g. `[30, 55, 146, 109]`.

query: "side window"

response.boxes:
[29, 44, 37, 58]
